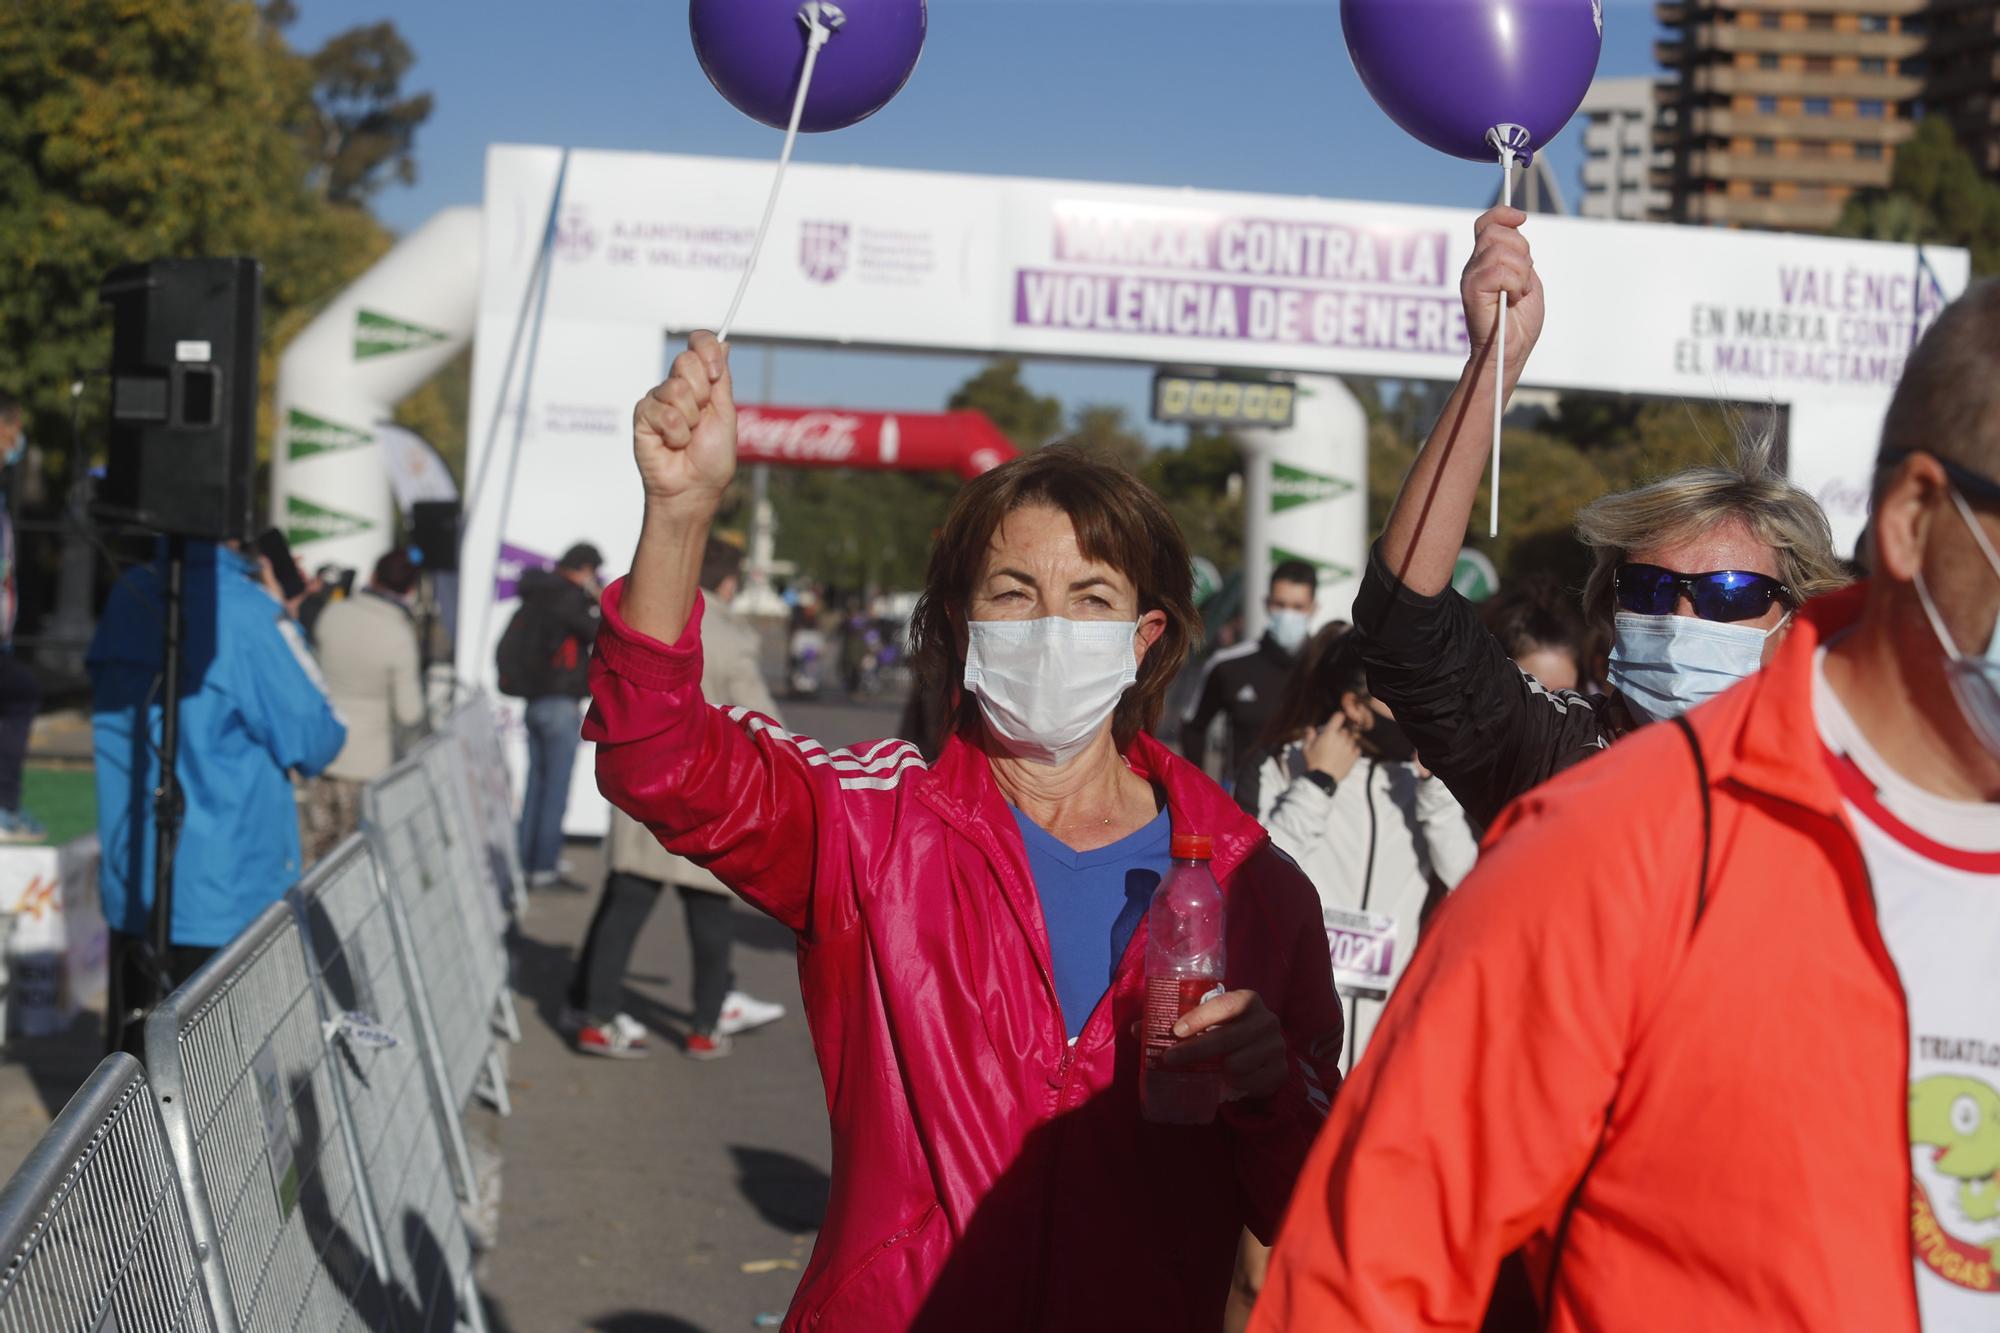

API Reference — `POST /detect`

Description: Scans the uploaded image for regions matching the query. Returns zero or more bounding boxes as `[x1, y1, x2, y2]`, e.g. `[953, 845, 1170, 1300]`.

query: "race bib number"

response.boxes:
[1325, 908, 1397, 1000]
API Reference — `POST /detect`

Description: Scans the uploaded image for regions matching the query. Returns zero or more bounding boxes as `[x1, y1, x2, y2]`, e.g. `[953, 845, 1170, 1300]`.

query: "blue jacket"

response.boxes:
[89, 543, 347, 947]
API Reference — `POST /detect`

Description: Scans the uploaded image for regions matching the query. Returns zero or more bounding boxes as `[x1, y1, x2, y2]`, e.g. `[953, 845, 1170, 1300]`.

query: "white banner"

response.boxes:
[496, 144, 1965, 410]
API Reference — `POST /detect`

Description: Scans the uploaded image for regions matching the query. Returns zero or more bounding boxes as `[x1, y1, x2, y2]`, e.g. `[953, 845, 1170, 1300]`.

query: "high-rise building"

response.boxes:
[1578, 77, 1675, 221]
[1654, 0, 1929, 232]
[1927, 4, 2000, 174]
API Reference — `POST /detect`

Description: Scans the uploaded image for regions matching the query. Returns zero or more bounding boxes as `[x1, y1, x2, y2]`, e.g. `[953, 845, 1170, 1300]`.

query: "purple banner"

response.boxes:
[1014, 268, 1468, 356]
[494, 541, 554, 602]
[1051, 206, 1451, 288]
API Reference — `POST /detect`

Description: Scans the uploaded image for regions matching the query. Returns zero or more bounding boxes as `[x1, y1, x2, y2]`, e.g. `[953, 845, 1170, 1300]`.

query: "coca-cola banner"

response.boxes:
[734, 406, 1016, 480]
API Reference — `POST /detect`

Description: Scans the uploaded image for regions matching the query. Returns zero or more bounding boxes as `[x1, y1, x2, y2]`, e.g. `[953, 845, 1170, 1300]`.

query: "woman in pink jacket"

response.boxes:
[586, 332, 1343, 1332]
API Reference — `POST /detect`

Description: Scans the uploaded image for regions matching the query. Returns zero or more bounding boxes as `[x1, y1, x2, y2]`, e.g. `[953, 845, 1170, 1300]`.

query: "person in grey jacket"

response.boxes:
[1233, 626, 1477, 1074]
[299, 549, 426, 863]
[565, 538, 787, 1059]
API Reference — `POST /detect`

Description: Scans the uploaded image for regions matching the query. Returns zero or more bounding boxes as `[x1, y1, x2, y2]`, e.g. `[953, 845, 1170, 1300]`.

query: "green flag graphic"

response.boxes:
[285, 409, 371, 462]
[354, 308, 450, 360]
[1269, 545, 1355, 584]
[1270, 461, 1355, 513]
[287, 495, 375, 546]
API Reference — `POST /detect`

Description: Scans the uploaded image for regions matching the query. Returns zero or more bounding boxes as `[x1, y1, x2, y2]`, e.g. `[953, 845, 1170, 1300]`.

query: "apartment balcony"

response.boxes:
[1656, 1, 1684, 26]
[1685, 107, 1920, 143]
[1684, 151, 1895, 187]
[1685, 192, 1847, 232]
[1582, 158, 1667, 191]
[1581, 191, 1673, 222]
[1699, 27, 1926, 58]
[1583, 118, 1661, 155]
[1689, 66, 1925, 99]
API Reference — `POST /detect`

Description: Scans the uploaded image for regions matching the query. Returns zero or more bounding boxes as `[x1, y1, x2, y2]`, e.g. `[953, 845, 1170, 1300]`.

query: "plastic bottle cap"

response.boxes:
[1171, 833, 1214, 860]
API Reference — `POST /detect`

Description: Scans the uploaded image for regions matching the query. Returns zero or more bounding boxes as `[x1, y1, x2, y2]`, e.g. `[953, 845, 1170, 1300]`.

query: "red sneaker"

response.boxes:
[683, 1031, 734, 1061]
[575, 1019, 649, 1059]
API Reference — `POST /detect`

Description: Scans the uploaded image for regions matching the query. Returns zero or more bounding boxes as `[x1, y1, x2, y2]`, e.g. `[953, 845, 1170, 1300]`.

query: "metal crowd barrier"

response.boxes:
[0, 697, 523, 1332]
[416, 741, 521, 1058]
[289, 839, 487, 1333]
[0, 1053, 215, 1332]
[147, 902, 391, 1333]
[440, 695, 527, 922]
[359, 758, 509, 1127]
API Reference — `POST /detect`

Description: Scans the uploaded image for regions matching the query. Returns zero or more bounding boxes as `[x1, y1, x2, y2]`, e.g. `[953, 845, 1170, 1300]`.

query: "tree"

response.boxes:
[1144, 427, 1244, 573]
[289, 19, 434, 204]
[1837, 116, 2000, 276]
[947, 358, 1063, 449]
[1364, 386, 1744, 591]
[0, 0, 440, 645]
[0, 0, 434, 460]
[767, 465, 956, 594]
[1063, 403, 1150, 474]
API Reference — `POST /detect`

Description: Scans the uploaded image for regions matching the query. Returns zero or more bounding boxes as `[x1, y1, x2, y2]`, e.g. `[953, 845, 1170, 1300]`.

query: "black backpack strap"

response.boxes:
[1538, 714, 1715, 1324]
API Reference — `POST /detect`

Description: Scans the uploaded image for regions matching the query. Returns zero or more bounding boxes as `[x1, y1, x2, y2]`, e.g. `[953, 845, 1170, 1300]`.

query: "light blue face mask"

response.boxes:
[1607, 610, 1789, 723]
[1268, 608, 1311, 655]
[1915, 487, 2000, 759]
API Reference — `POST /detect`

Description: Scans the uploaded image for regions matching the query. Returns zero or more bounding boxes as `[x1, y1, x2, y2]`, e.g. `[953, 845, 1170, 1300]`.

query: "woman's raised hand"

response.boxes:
[1460, 206, 1544, 368]
[634, 331, 736, 512]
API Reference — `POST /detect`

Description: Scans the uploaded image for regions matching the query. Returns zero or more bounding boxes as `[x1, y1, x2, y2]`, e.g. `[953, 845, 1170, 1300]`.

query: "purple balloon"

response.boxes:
[691, 0, 927, 133]
[1340, 0, 1603, 163]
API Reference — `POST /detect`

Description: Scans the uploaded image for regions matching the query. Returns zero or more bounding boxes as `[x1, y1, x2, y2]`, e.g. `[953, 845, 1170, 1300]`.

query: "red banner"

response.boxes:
[733, 405, 1017, 480]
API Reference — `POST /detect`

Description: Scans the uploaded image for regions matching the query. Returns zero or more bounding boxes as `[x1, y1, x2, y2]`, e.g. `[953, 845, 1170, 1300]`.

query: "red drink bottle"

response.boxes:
[1141, 833, 1226, 1125]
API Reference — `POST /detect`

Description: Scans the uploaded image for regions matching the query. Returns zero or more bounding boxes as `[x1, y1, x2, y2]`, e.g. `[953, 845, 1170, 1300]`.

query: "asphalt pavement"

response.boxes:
[479, 692, 906, 1333]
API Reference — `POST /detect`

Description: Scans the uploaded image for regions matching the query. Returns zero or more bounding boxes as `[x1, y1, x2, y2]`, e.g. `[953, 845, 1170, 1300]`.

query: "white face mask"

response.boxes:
[1268, 608, 1311, 655]
[1914, 487, 2000, 759]
[1607, 610, 1790, 723]
[963, 617, 1139, 766]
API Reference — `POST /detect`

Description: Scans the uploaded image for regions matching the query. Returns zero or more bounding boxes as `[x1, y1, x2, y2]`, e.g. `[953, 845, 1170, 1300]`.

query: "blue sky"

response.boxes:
[290, 0, 1665, 440]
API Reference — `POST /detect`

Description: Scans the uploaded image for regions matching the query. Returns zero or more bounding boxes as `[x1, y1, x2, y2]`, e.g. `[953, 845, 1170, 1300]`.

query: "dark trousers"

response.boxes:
[0, 651, 40, 811]
[105, 929, 217, 1060]
[568, 873, 735, 1034]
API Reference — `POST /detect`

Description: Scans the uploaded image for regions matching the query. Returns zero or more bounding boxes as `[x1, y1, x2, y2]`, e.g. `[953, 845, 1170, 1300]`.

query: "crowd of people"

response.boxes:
[60, 201, 2000, 1330]
[591, 203, 1999, 1333]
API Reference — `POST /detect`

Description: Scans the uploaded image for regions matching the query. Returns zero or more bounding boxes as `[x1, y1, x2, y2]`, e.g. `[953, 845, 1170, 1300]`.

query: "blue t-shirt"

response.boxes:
[1011, 805, 1173, 1040]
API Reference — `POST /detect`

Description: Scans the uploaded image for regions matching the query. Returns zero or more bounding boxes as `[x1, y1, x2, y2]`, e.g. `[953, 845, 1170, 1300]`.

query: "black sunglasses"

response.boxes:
[1615, 563, 1795, 624]
[1877, 448, 2000, 507]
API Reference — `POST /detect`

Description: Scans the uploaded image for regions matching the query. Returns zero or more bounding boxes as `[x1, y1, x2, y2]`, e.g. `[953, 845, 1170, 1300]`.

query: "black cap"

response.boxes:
[558, 542, 603, 572]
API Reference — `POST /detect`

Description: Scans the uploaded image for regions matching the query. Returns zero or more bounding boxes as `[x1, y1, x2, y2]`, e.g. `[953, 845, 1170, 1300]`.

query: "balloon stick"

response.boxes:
[1485, 124, 1525, 538]
[718, 2, 845, 343]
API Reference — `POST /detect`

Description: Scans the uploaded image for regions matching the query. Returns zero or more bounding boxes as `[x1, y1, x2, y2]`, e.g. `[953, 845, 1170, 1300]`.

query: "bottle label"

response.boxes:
[1142, 976, 1224, 1071]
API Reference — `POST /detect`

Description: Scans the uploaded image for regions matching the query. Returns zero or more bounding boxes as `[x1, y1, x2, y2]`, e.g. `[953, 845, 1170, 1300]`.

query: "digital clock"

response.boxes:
[1151, 373, 1297, 429]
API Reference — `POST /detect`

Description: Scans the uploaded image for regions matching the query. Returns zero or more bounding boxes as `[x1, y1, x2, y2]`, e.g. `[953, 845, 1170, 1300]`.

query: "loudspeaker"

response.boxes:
[97, 258, 261, 540]
[410, 500, 462, 573]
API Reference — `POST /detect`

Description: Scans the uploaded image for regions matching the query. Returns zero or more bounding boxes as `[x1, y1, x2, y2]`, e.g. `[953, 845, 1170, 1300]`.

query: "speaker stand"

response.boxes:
[112, 535, 187, 1055]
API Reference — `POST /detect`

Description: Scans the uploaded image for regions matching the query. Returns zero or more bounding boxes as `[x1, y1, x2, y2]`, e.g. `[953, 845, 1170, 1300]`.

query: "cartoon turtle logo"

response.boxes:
[1910, 1075, 2000, 1292]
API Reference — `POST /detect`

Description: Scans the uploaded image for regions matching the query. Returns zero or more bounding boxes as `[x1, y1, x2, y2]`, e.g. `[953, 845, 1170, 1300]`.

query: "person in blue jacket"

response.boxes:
[88, 540, 347, 1054]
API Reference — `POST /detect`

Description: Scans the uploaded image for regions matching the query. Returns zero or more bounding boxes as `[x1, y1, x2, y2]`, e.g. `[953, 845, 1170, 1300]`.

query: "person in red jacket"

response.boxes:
[1253, 283, 2000, 1331]
[587, 331, 1344, 1333]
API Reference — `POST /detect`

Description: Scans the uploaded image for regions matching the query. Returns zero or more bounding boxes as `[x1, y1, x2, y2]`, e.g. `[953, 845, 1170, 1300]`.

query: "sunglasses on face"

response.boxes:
[1614, 563, 1795, 624]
